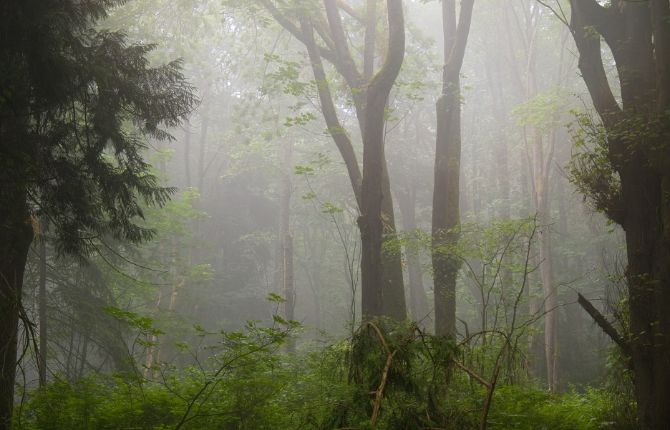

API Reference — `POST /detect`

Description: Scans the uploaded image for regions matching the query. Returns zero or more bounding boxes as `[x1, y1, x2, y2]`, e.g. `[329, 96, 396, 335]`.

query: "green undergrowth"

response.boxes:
[15, 321, 633, 430]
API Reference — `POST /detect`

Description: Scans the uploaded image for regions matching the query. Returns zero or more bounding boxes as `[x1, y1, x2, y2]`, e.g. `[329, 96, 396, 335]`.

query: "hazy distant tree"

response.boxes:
[562, 0, 670, 427]
[432, 0, 474, 337]
[0, 1, 194, 427]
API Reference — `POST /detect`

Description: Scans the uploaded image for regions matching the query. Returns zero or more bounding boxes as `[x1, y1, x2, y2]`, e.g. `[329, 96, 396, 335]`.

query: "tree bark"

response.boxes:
[568, 0, 670, 426]
[432, 0, 474, 337]
[359, 0, 405, 320]
[38, 221, 47, 388]
[298, 1, 407, 320]
[0, 185, 33, 430]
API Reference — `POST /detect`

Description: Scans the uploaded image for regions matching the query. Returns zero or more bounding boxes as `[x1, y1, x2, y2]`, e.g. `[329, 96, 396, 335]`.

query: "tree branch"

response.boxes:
[569, 0, 622, 128]
[577, 293, 631, 357]
[446, 0, 475, 75]
[301, 17, 363, 207]
[323, 0, 364, 88]
[336, 0, 365, 23]
[258, 0, 338, 65]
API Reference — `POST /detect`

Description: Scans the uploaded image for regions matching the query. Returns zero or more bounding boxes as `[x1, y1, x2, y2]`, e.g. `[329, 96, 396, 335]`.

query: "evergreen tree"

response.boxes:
[0, 1, 195, 427]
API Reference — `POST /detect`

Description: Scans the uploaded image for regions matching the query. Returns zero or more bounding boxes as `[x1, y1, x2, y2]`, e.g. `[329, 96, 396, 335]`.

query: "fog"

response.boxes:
[6, 0, 658, 428]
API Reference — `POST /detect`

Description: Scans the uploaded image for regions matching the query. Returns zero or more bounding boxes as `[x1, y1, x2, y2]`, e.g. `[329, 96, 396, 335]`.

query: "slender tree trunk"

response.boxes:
[144, 287, 163, 380]
[0, 185, 33, 430]
[183, 120, 193, 188]
[38, 221, 47, 388]
[279, 140, 295, 350]
[534, 140, 557, 390]
[397, 184, 429, 323]
[196, 97, 210, 195]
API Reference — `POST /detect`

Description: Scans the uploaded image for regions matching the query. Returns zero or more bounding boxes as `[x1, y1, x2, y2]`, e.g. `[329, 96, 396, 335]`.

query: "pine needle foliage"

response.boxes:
[0, 0, 196, 256]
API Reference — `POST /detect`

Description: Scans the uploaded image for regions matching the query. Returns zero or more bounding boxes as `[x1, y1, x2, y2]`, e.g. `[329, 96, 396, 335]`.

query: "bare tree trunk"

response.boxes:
[298, 0, 407, 320]
[396, 184, 429, 323]
[183, 120, 193, 188]
[432, 0, 475, 337]
[196, 88, 211, 194]
[144, 287, 163, 380]
[279, 140, 295, 350]
[359, 0, 406, 320]
[38, 221, 47, 387]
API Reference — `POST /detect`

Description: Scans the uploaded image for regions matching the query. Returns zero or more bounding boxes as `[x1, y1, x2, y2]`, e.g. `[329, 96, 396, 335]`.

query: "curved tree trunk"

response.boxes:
[359, 0, 405, 320]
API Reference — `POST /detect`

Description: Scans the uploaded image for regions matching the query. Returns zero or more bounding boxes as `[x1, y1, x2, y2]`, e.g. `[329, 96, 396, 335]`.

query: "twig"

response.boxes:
[371, 349, 397, 427]
[454, 361, 490, 389]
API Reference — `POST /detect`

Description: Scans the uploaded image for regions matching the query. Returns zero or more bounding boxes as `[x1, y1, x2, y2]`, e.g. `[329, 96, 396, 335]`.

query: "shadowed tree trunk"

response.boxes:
[358, 0, 405, 319]
[566, 0, 670, 427]
[0, 183, 33, 430]
[432, 0, 474, 337]
[38, 220, 48, 387]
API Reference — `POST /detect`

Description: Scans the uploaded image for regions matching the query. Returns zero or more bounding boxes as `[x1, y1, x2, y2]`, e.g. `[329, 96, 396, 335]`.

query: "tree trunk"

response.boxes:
[183, 120, 193, 188]
[196, 95, 210, 195]
[432, 0, 474, 337]
[432, 85, 462, 337]
[298, 1, 406, 321]
[279, 140, 295, 349]
[397, 184, 430, 323]
[38, 221, 47, 388]
[567, 0, 670, 426]
[359, 0, 405, 320]
[0, 185, 33, 430]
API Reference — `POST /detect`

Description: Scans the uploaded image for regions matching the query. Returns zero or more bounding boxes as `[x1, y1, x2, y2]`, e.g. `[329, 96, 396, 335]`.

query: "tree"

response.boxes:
[0, 1, 195, 427]
[259, 0, 407, 319]
[432, 0, 474, 337]
[564, 0, 670, 427]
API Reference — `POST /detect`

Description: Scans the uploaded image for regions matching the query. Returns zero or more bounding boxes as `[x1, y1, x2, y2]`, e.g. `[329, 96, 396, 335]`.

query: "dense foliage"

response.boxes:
[2, 0, 654, 428]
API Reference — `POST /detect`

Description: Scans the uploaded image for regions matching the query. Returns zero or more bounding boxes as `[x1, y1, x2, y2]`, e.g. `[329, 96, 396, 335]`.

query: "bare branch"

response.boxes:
[577, 293, 631, 357]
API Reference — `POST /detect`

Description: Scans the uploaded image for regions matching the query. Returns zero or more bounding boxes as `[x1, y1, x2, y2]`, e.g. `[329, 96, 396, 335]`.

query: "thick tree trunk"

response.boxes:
[0, 186, 33, 430]
[299, 2, 406, 321]
[359, 0, 405, 320]
[568, 0, 670, 426]
[622, 166, 670, 430]
[432, 0, 474, 337]
[379, 165, 406, 320]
